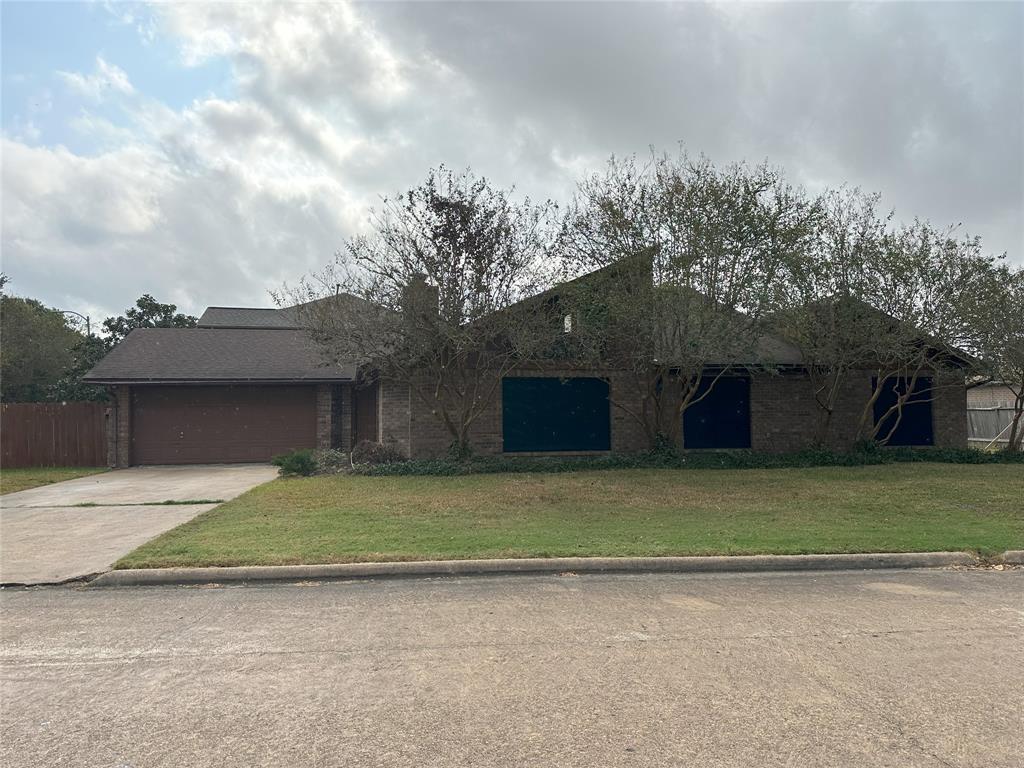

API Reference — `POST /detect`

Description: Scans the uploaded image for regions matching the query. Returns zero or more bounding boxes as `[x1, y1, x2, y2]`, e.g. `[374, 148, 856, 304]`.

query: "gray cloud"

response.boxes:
[1, 1, 1020, 323]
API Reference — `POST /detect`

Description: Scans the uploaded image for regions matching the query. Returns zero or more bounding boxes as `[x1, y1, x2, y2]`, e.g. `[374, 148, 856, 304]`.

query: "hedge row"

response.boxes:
[351, 445, 1024, 477]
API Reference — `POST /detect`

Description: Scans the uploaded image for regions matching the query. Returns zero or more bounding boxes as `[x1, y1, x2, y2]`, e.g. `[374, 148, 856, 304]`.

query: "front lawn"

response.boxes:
[0, 466, 107, 495]
[116, 464, 1024, 568]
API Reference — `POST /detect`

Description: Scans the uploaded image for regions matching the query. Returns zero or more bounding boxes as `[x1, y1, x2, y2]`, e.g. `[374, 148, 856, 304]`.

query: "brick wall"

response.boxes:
[967, 384, 1018, 408]
[102, 369, 966, 466]
[402, 367, 650, 459]
[380, 378, 411, 455]
[315, 384, 333, 450]
[750, 370, 867, 452]
[932, 372, 968, 449]
[111, 385, 132, 467]
[337, 384, 353, 451]
[397, 366, 967, 459]
[752, 370, 968, 452]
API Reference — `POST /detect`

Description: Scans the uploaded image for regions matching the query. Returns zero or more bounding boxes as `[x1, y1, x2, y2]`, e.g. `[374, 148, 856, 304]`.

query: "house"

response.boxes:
[85, 284, 969, 467]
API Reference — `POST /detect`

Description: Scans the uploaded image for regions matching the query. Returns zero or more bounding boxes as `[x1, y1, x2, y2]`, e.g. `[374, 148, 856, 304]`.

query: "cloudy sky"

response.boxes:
[2, 1, 1021, 321]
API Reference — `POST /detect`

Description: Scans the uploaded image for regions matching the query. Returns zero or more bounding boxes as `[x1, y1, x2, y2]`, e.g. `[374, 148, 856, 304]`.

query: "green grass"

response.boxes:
[116, 464, 1024, 568]
[0, 466, 107, 495]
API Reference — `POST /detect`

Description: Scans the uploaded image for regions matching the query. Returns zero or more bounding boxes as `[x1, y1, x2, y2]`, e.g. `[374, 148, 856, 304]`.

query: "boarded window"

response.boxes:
[502, 377, 610, 452]
[683, 376, 751, 449]
[873, 377, 934, 446]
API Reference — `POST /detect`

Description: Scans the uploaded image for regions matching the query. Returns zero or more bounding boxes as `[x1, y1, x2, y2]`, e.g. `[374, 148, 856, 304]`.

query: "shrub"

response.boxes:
[351, 445, 1023, 477]
[312, 448, 349, 475]
[271, 448, 318, 477]
[350, 440, 407, 466]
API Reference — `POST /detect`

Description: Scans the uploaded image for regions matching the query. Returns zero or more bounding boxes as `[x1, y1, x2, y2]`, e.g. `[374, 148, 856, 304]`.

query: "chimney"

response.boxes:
[401, 273, 440, 322]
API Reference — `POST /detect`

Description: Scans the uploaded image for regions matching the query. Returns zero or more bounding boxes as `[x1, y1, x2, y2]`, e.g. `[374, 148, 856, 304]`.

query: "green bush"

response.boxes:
[271, 448, 318, 477]
[352, 445, 1024, 477]
[312, 449, 349, 474]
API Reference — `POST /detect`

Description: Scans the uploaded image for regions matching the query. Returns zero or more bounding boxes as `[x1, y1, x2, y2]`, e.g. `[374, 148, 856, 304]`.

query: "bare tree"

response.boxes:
[283, 166, 561, 457]
[560, 151, 819, 449]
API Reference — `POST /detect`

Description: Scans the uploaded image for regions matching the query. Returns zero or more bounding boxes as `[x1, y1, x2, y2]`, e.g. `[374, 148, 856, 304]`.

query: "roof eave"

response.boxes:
[83, 376, 354, 385]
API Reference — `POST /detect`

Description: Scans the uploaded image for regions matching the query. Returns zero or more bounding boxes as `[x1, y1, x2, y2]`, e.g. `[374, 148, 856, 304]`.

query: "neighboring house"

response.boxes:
[85, 283, 969, 467]
[968, 381, 1019, 409]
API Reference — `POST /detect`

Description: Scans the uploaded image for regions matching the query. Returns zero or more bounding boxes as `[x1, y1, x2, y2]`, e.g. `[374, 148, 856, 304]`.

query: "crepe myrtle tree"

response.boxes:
[850, 221, 1002, 444]
[771, 188, 888, 444]
[776, 189, 1004, 445]
[283, 166, 562, 457]
[558, 151, 820, 449]
[772, 188, 904, 445]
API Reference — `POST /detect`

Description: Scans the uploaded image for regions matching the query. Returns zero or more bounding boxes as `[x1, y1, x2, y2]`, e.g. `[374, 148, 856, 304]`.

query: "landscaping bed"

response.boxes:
[0, 467, 107, 495]
[116, 464, 1024, 569]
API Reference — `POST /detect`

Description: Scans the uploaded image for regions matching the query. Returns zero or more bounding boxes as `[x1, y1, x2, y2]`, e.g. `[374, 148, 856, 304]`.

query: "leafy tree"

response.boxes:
[962, 266, 1024, 451]
[851, 221, 997, 443]
[0, 295, 81, 402]
[0, 289, 196, 402]
[559, 151, 819, 449]
[775, 189, 1001, 445]
[284, 166, 561, 457]
[770, 188, 889, 444]
[102, 294, 197, 346]
[52, 334, 110, 402]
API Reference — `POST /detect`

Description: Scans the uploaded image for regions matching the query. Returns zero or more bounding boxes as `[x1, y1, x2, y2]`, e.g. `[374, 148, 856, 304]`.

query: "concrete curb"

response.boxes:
[89, 551, 979, 587]
[1000, 550, 1024, 565]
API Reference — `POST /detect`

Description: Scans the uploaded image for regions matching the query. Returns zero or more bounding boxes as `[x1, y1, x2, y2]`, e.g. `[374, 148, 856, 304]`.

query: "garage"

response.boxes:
[132, 385, 317, 464]
[83, 325, 356, 466]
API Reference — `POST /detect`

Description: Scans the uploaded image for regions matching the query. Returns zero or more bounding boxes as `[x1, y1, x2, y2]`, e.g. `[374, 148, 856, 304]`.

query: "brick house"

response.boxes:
[85, 285, 969, 467]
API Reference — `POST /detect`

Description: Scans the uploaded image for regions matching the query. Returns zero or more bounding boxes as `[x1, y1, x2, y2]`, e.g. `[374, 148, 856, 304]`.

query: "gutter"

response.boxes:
[83, 378, 355, 385]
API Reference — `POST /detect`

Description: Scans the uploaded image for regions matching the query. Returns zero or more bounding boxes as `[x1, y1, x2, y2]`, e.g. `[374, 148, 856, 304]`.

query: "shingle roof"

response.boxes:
[84, 328, 355, 383]
[197, 306, 302, 328]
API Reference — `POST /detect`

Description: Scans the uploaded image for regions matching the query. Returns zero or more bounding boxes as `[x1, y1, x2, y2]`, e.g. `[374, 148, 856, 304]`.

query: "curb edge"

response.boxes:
[87, 551, 980, 588]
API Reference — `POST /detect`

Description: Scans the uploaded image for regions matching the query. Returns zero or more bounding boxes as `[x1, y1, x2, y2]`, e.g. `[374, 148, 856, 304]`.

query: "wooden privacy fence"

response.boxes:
[0, 402, 109, 468]
[967, 406, 1016, 447]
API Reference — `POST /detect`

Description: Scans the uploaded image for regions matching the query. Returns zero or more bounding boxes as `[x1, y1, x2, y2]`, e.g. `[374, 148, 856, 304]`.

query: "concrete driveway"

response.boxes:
[0, 465, 277, 585]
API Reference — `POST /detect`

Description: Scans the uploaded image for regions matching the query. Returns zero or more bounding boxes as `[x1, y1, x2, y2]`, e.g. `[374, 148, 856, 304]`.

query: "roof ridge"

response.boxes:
[201, 305, 281, 311]
[134, 326, 304, 331]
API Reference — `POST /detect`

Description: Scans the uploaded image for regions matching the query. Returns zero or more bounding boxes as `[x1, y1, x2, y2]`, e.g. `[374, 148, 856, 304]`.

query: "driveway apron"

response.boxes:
[0, 465, 277, 585]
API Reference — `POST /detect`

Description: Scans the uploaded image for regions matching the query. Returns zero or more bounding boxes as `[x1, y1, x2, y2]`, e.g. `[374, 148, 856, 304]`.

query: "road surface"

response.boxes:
[2, 569, 1021, 767]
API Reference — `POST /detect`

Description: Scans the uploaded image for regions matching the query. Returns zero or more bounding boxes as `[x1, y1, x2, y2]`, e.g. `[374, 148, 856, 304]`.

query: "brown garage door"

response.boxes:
[132, 386, 317, 464]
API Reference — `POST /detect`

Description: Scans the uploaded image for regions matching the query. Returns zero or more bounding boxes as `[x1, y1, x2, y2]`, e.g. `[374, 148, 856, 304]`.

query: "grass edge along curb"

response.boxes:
[90, 551, 981, 587]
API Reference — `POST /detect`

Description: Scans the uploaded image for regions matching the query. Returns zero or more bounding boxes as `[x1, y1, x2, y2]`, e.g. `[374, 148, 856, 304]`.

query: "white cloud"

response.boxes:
[2, 1, 1020, 322]
[57, 56, 135, 102]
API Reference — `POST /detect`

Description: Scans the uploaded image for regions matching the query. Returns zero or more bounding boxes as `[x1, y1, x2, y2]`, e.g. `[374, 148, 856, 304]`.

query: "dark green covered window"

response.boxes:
[502, 377, 611, 452]
[873, 376, 934, 446]
[683, 376, 751, 449]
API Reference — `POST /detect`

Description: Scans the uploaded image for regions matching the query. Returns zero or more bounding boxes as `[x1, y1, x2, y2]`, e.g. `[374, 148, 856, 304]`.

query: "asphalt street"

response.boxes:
[1, 569, 1021, 767]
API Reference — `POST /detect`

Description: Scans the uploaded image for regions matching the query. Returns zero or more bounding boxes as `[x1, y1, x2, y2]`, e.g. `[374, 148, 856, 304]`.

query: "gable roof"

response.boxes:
[84, 327, 355, 384]
[766, 294, 975, 369]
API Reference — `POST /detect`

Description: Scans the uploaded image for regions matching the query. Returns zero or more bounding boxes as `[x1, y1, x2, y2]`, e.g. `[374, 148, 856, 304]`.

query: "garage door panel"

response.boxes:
[132, 386, 317, 464]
